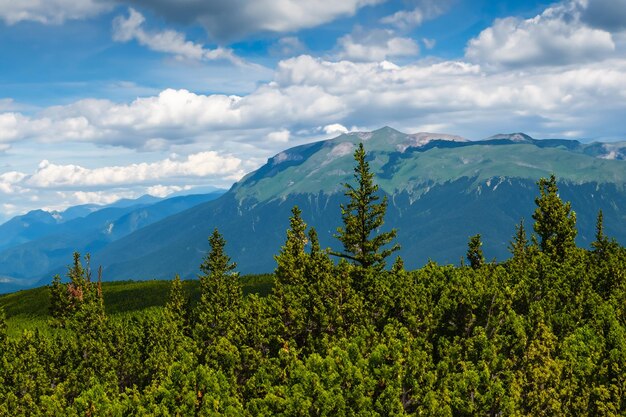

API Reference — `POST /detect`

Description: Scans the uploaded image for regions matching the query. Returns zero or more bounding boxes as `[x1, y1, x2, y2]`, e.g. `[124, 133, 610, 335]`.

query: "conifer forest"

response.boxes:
[1, 144, 626, 416]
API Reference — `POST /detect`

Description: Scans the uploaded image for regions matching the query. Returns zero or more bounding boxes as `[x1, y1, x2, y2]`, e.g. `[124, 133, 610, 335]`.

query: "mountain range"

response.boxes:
[1, 127, 625, 293]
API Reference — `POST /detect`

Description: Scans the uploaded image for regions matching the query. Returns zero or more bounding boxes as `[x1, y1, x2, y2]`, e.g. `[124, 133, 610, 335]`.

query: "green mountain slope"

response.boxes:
[83, 127, 626, 282]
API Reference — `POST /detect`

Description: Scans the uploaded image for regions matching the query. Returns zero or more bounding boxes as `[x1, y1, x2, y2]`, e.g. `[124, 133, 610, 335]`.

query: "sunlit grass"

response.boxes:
[0, 274, 274, 338]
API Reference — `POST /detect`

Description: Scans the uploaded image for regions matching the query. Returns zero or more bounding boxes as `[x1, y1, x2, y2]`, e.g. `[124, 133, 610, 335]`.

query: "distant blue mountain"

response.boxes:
[0, 191, 224, 292]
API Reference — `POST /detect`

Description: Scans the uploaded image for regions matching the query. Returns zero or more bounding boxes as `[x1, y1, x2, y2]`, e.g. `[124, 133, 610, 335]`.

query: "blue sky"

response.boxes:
[1, 0, 626, 221]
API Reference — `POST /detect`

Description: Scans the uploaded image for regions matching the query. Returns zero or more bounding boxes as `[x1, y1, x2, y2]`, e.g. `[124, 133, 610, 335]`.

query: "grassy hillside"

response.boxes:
[0, 274, 273, 337]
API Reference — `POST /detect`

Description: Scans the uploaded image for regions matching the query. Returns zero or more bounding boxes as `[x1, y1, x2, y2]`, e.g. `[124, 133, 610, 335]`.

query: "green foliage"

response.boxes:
[165, 274, 188, 325]
[1, 173, 626, 415]
[533, 174, 577, 261]
[334, 142, 399, 270]
[467, 234, 485, 270]
[195, 228, 244, 359]
[0, 307, 6, 345]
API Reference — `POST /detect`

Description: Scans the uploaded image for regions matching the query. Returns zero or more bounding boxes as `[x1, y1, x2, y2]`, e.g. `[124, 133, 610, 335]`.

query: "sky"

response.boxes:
[1, 0, 626, 222]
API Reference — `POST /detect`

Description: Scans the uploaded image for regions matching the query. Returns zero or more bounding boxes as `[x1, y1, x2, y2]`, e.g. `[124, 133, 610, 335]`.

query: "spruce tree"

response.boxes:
[272, 206, 311, 346]
[196, 228, 242, 343]
[166, 274, 187, 324]
[467, 234, 485, 270]
[49, 274, 70, 323]
[591, 209, 617, 259]
[509, 219, 529, 259]
[532, 175, 577, 261]
[274, 206, 308, 287]
[334, 142, 399, 269]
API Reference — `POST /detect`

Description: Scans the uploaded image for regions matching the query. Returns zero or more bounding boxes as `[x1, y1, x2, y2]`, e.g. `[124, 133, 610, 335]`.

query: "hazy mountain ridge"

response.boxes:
[0, 192, 225, 292]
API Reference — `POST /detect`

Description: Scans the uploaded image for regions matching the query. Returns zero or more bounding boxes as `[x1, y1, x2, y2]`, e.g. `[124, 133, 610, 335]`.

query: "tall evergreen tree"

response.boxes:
[271, 206, 311, 346]
[49, 274, 70, 324]
[165, 274, 188, 325]
[509, 219, 529, 260]
[467, 234, 485, 270]
[591, 209, 617, 259]
[274, 206, 308, 287]
[334, 142, 399, 269]
[196, 228, 242, 342]
[532, 175, 577, 261]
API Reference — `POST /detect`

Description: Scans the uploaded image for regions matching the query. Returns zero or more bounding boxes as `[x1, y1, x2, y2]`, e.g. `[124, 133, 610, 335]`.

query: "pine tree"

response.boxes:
[166, 274, 187, 324]
[532, 175, 577, 261]
[49, 274, 70, 323]
[467, 234, 485, 270]
[196, 228, 242, 343]
[509, 219, 529, 260]
[274, 206, 308, 287]
[271, 207, 311, 346]
[334, 142, 399, 269]
[591, 210, 617, 260]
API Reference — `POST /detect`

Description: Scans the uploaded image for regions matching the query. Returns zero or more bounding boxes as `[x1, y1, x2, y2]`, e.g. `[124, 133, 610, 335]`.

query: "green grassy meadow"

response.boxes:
[0, 274, 273, 338]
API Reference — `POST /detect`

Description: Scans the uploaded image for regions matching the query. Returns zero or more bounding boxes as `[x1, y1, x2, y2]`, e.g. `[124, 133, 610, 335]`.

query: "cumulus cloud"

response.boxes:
[323, 123, 349, 135]
[335, 28, 420, 61]
[0, 171, 26, 194]
[266, 130, 291, 143]
[270, 36, 307, 57]
[123, 0, 384, 41]
[112, 8, 247, 66]
[0, 0, 112, 25]
[274, 54, 626, 137]
[0, 84, 346, 150]
[381, 8, 425, 29]
[466, 1, 616, 67]
[3, 53, 626, 156]
[26, 151, 243, 188]
[381, 0, 452, 30]
[146, 184, 191, 198]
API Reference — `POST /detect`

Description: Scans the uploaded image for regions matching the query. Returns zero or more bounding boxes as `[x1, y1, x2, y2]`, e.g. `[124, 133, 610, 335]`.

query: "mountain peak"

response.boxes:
[485, 133, 534, 142]
[402, 132, 468, 150]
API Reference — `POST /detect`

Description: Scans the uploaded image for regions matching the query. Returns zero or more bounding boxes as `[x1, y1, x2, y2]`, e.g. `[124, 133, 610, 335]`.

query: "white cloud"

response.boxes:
[0, 171, 26, 194]
[124, 0, 385, 41]
[3, 53, 626, 158]
[381, 8, 425, 29]
[0, 113, 26, 150]
[271, 36, 307, 56]
[323, 123, 349, 135]
[64, 190, 138, 206]
[380, 1, 451, 30]
[266, 130, 291, 143]
[335, 28, 420, 61]
[466, 1, 616, 67]
[274, 55, 626, 137]
[26, 151, 244, 188]
[146, 184, 191, 198]
[112, 8, 246, 66]
[0, 0, 112, 24]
